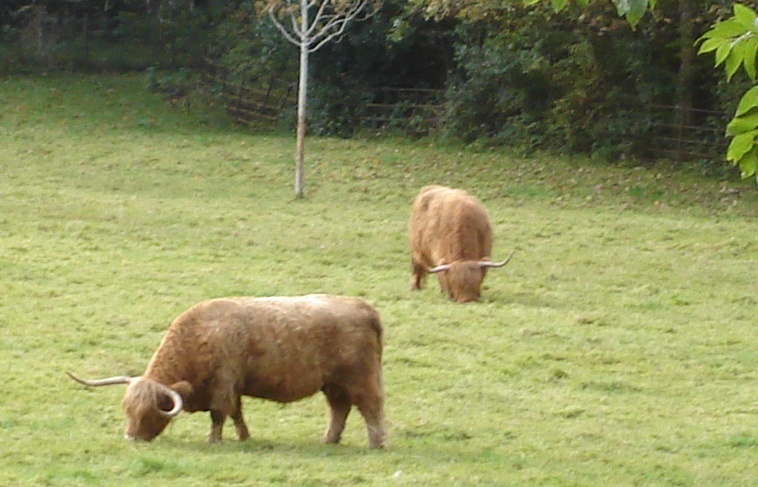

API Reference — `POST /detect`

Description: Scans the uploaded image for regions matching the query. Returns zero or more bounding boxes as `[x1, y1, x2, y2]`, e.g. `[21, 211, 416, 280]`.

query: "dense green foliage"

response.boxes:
[2, 73, 757, 487]
[698, 3, 758, 181]
[444, 3, 660, 156]
[0, 1, 214, 70]
[0, 0, 745, 170]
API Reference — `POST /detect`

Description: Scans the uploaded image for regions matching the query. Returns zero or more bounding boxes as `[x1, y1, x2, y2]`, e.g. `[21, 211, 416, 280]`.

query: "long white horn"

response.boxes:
[157, 383, 184, 418]
[428, 263, 453, 273]
[478, 250, 516, 268]
[67, 372, 132, 387]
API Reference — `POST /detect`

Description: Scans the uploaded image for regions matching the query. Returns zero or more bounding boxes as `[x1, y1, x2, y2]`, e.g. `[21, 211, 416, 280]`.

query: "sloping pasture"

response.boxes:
[1, 74, 756, 486]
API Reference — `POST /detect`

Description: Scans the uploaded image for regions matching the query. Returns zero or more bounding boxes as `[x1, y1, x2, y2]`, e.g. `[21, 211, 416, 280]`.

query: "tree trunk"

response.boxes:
[267, 0, 378, 197]
[295, 41, 307, 198]
[294, 0, 309, 198]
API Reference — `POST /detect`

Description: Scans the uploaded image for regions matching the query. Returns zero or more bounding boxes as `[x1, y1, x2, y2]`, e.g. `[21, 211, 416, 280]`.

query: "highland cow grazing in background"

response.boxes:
[68, 295, 386, 448]
[409, 185, 515, 303]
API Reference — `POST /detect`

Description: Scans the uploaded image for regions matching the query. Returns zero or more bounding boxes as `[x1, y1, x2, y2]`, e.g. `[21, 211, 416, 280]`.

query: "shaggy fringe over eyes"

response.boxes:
[122, 380, 163, 416]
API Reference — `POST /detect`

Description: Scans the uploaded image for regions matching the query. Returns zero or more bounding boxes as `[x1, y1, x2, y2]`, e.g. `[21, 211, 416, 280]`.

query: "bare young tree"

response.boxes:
[261, 0, 381, 197]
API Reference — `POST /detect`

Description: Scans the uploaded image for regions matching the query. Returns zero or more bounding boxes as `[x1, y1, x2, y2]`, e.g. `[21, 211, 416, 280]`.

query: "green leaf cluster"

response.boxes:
[698, 4, 758, 181]
[520, 0, 653, 27]
[611, 0, 654, 29]
[726, 86, 758, 178]
[524, 0, 589, 11]
[698, 4, 758, 81]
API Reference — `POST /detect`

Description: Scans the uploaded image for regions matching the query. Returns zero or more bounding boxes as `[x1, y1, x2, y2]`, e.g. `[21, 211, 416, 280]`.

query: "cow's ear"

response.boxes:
[170, 380, 193, 399]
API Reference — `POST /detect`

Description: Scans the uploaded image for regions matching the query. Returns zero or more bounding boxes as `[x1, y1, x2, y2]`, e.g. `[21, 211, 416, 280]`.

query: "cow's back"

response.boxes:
[237, 295, 382, 401]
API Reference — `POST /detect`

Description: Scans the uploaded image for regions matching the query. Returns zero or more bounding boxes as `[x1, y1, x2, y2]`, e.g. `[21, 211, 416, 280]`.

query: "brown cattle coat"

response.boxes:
[75, 295, 385, 448]
[409, 185, 499, 302]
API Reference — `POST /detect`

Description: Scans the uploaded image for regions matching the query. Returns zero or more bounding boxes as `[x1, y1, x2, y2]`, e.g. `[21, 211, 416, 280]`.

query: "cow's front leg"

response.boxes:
[437, 272, 454, 300]
[411, 258, 426, 290]
[323, 385, 351, 444]
[208, 410, 226, 443]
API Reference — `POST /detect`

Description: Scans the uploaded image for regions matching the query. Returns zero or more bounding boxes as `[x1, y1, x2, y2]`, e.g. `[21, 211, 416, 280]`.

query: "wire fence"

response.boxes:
[203, 61, 296, 126]
[203, 65, 729, 163]
[646, 104, 728, 163]
[359, 87, 444, 133]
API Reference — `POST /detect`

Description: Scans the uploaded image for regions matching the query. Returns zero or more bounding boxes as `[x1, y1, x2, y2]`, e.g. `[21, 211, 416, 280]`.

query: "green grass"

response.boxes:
[1, 73, 757, 486]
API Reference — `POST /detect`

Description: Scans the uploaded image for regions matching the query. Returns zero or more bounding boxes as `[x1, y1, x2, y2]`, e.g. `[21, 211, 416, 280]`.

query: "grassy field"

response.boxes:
[1, 73, 757, 486]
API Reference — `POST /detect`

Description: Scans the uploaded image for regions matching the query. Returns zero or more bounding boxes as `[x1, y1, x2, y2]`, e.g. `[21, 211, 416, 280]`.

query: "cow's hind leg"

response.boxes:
[231, 397, 250, 441]
[322, 385, 351, 444]
[353, 383, 385, 449]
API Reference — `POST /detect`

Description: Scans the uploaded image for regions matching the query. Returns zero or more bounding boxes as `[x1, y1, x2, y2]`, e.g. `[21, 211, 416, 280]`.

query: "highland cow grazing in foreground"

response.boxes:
[68, 295, 385, 448]
[409, 185, 515, 303]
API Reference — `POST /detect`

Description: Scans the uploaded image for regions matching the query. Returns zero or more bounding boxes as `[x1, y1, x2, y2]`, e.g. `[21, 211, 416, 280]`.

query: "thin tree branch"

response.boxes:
[268, 0, 379, 51]
[268, 9, 301, 46]
[308, 2, 377, 52]
[290, 9, 302, 37]
[304, 0, 332, 37]
[309, 19, 352, 51]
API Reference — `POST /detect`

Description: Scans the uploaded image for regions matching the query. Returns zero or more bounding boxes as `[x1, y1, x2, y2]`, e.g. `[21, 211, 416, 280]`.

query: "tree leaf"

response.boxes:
[551, 0, 569, 11]
[626, 0, 648, 27]
[697, 37, 723, 55]
[715, 42, 733, 67]
[735, 86, 758, 117]
[743, 38, 758, 80]
[725, 50, 743, 81]
[727, 130, 758, 162]
[726, 111, 758, 135]
[738, 147, 758, 178]
[733, 3, 758, 31]
[614, 0, 649, 28]
[710, 18, 751, 39]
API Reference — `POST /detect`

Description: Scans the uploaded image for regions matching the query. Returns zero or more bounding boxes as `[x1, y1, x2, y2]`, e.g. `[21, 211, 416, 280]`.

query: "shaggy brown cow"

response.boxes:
[68, 294, 385, 448]
[409, 185, 514, 302]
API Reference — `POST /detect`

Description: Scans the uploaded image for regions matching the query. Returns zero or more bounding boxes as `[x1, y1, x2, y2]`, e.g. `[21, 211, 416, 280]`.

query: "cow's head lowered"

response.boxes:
[67, 372, 188, 441]
[428, 251, 515, 303]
